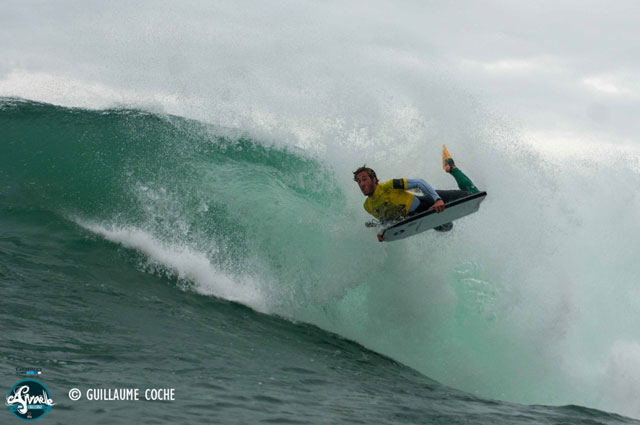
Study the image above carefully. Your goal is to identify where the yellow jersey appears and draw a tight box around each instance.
[363,178,415,220]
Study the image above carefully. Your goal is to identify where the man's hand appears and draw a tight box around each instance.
[429,199,445,213]
[377,234,384,242]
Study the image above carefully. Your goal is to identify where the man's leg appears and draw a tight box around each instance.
[450,168,479,194]
[443,144,480,194]
[435,189,472,203]
[438,145,480,231]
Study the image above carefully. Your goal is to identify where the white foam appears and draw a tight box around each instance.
[75,220,268,313]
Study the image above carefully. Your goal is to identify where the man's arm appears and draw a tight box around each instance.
[405,178,440,201]
[406,178,445,213]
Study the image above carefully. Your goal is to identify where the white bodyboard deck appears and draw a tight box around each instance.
[381,192,487,242]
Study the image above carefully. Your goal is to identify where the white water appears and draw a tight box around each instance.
[3,0,640,418]
[76,221,268,312]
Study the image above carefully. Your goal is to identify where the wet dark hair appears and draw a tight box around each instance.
[353,165,377,182]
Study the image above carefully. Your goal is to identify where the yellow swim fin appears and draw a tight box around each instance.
[442,144,453,170]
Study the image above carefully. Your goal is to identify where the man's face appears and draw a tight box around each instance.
[355,171,377,196]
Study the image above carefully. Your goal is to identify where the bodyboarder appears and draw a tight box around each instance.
[353,145,480,242]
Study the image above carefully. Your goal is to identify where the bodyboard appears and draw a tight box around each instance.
[381,191,487,242]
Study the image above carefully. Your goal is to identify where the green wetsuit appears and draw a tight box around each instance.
[450,168,479,194]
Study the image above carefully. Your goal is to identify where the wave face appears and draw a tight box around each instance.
[2,98,640,421]
[1,98,346,312]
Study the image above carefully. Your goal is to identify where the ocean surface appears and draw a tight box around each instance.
[2,98,640,424]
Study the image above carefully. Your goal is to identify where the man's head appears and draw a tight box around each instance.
[353,165,377,196]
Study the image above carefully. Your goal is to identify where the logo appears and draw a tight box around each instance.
[6,380,54,421]
[15,368,42,377]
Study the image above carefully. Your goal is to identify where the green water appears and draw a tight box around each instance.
[1,98,639,424]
